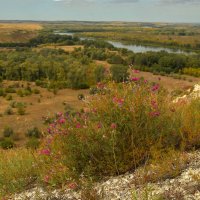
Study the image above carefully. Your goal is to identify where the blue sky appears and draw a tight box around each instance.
[0,0,200,23]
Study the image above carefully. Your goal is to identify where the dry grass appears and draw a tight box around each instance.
[37,44,84,52]
[0,23,42,31]
[131,71,200,92]
[0,81,89,145]
[95,60,111,70]
[0,23,42,43]
[95,60,200,92]
[132,151,190,187]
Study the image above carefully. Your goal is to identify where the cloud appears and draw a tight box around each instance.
[109,0,139,3]
[53,0,139,3]
[158,0,200,4]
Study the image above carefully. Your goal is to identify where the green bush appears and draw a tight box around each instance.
[6,95,13,101]
[42,81,197,182]
[78,93,85,100]
[3,127,14,138]
[110,65,129,83]
[33,88,40,94]
[26,137,40,149]
[95,66,105,82]
[26,127,41,138]
[0,138,14,149]
[0,89,6,97]
[5,87,16,93]
[4,107,14,115]
[17,89,32,97]
[10,101,17,108]
[107,55,125,64]
[17,106,26,115]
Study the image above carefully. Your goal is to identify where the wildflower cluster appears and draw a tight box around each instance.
[37,76,200,187]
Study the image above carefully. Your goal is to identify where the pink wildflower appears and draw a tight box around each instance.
[56,112,63,117]
[149,111,160,117]
[68,182,78,190]
[111,123,117,129]
[133,69,140,73]
[113,97,124,107]
[76,123,81,128]
[97,122,102,129]
[152,84,159,92]
[47,128,51,134]
[130,77,140,82]
[44,175,50,183]
[40,149,51,155]
[59,118,66,124]
[97,82,105,89]
[151,100,158,109]
[144,80,148,84]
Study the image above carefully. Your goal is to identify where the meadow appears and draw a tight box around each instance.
[0,22,42,43]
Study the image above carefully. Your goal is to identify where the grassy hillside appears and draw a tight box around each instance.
[0,79,199,198]
[0,23,42,43]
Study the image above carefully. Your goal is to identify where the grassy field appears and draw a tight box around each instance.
[36,44,84,52]
[0,81,88,145]
[0,22,42,43]
[130,71,200,92]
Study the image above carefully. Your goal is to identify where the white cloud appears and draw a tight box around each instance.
[158,0,200,4]
[53,0,139,3]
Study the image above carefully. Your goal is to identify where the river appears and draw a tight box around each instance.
[54,31,194,55]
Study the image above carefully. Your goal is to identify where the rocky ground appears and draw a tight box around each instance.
[12,151,200,200]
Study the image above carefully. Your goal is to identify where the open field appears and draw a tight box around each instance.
[37,44,84,52]
[0,22,42,43]
[131,70,200,92]
[0,23,42,31]
[0,81,88,145]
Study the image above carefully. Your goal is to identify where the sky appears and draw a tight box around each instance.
[0,0,200,23]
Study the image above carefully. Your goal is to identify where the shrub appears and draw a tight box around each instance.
[95,66,105,82]
[39,80,199,184]
[107,55,125,64]
[89,87,99,95]
[10,101,17,108]
[26,127,41,138]
[6,94,13,101]
[5,87,16,93]
[0,138,14,149]
[4,107,14,115]
[33,88,40,94]
[53,88,58,95]
[78,93,85,100]
[17,106,26,115]
[17,89,32,97]
[26,137,40,149]
[110,65,129,82]
[0,88,5,97]
[3,127,14,138]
